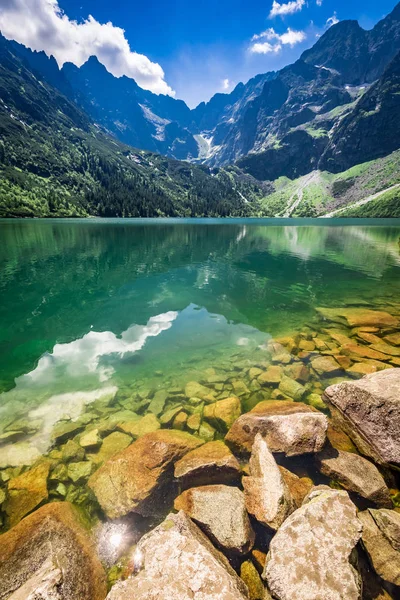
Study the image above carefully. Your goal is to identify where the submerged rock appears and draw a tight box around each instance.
[243,434,293,530]
[225,401,327,456]
[324,369,400,467]
[174,440,241,487]
[174,484,255,555]
[79,428,101,449]
[0,443,42,469]
[278,376,306,401]
[148,390,168,416]
[88,431,132,465]
[264,486,362,600]
[62,440,85,462]
[317,307,398,328]
[106,511,249,600]
[185,381,216,401]
[0,502,107,600]
[359,509,400,587]
[203,397,241,431]
[67,461,92,483]
[240,560,266,600]
[5,462,50,527]
[88,429,203,518]
[315,445,392,507]
[51,421,84,444]
[118,413,160,437]
[384,332,400,346]
[258,366,282,387]
[311,355,342,377]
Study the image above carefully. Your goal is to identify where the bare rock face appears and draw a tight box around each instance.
[264,486,362,600]
[0,502,107,600]
[106,511,250,600]
[174,440,241,487]
[359,509,400,586]
[324,369,400,467]
[243,434,293,530]
[315,445,392,507]
[174,484,255,555]
[225,401,327,456]
[88,429,204,519]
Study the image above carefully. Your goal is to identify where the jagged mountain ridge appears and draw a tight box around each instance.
[301,2,400,84]
[1,1,400,182]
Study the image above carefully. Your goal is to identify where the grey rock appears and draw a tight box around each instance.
[359,509,400,586]
[175,485,255,555]
[324,369,400,467]
[315,445,392,507]
[106,511,249,600]
[243,434,294,530]
[226,402,327,456]
[264,486,362,600]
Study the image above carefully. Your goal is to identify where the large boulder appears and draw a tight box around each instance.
[315,445,392,507]
[5,462,50,527]
[174,440,241,487]
[225,401,327,456]
[88,429,203,518]
[0,502,107,600]
[264,487,362,600]
[174,484,254,555]
[324,369,400,467]
[106,511,249,600]
[243,434,293,530]
[358,509,400,586]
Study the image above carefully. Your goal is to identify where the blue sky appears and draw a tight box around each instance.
[0,0,398,106]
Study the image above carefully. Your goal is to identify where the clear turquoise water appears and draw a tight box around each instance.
[0,218,400,460]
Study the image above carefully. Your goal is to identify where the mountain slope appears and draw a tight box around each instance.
[61,56,198,160]
[0,34,264,218]
[320,50,400,172]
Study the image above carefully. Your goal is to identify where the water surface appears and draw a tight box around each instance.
[0,218,400,464]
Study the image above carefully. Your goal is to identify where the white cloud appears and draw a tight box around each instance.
[316,0,323,6]
[0,0,175,95]
[269,0,306,18]
[326,12,339,27]
[250,27,306,54]
[221,78,230,90]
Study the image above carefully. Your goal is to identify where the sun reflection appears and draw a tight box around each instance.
[97,522,131,566]
[131,547,144,574]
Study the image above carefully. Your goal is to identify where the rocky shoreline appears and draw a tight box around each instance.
[1,306,400,598]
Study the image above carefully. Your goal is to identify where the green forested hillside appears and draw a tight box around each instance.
[0,35,264,218]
